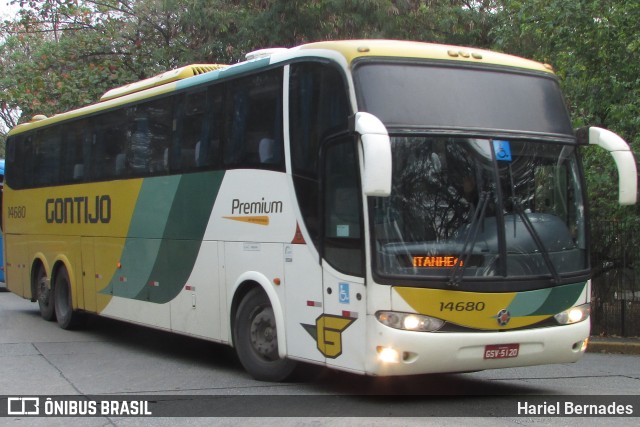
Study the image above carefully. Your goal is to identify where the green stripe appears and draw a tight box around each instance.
[507,288,552,316]
[137,171,224,303]
[508,282,586,316]
[101,171,224,303]
[128,176,182,238]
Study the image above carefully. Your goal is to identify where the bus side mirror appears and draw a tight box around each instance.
[577,126,638,205]
[353,112,392,197]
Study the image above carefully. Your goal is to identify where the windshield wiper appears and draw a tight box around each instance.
[511,199,561,284]
[449,190,489,287]
[504,159,561,284]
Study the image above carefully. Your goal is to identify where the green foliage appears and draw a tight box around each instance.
[493,0,640,280]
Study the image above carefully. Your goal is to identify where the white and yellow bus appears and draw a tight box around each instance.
[3,40,637,381]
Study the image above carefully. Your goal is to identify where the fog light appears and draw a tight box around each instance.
[377,346,400,363]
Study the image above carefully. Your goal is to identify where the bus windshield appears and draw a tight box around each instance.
[371,136,587,284]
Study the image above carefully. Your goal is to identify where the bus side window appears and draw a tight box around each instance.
[5,134,30,189]
[32,129,62,187]
[93,110,128,179]
[129,115,152,174]
[178,89,211,171]
[128,98,172,176]
[200,86,223,169]
[81,124,94,181]
[60,120,88,183]
[224,69,284,170]
[289,61,351,247]
[172,87,223,172]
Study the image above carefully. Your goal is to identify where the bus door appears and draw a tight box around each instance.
[320,135,367,372]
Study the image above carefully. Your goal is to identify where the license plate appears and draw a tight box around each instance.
[484,343,519,359]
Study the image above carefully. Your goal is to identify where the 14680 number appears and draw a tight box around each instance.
[439,301,486,312]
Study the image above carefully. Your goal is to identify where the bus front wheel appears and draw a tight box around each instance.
[233,288,296,382]
[35,265,55,321]
[53,268,82,330]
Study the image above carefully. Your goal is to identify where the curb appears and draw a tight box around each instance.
[587,338,640,355]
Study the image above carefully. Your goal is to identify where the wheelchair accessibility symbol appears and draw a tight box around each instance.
[339,282,350,304]
[493,140,512,162]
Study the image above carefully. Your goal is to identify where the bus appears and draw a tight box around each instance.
[3,40,637,381]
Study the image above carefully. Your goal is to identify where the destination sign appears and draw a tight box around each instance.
[412,256,463,268]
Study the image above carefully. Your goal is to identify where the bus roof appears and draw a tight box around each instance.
[294,40,553,73]
[7,40,554,136]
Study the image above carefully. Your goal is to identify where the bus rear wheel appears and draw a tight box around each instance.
[53,267,82,330]
[233,288,296,382]
[35,265,55,321]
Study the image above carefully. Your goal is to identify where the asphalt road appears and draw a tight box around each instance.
[0,290,638,426]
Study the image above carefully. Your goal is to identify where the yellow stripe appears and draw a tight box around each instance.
[394,287,543,330]
[223,216,269,226]
[3,180,143,312]
[4,180,142,236]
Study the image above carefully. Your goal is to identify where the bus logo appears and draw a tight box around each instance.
[7,397,40,415]
[496,309,511,326]
[224,197,283,225]
[301,314,356,358]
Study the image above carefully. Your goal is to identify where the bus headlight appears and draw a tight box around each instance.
[376,311,445,332]
[554,303,590,325]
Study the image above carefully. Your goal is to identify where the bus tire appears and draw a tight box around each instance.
[233,287,296,382]
[35,265,55,321]
[53,267,82,330]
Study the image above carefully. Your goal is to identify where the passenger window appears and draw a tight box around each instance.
[127,98,172,176]
[224,69,284,170]
[60,120,89,183]
[176,88,223,171]
[32,129,62,187]
[92,110,128,180]
[289,62,350,246]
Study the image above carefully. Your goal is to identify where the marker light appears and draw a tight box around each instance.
[581,338,589,352]
[554,303,590,325]
[376,311,445,332]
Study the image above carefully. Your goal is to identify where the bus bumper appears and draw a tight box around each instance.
[364,314,589,376]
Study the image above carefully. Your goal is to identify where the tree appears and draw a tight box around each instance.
[0,2,140,131]
[492,1,640,220]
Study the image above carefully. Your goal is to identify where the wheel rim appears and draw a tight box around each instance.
[249,306,278,361]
